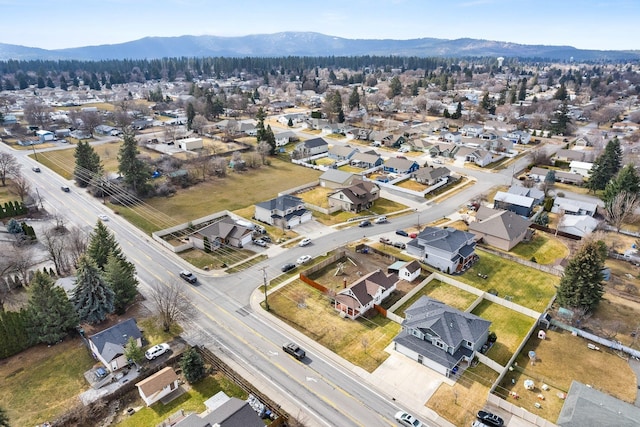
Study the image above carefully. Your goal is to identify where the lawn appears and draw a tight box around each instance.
[338,165,365,173]
[0,338,95,427]
[138,316,183,346]
[509,233,569,265]
[395,179,427,192]
[471,300,536,366]
[115,157,323,234]
[498,328,637,423]
[178,246,257,270]
[314,197,407,226]
[268,280,401,372]
[298,186,332,208]
[463,249,559,311]
[427,362,499,427]
[394,279,477,317]
[0,181,16,204]
[117,373,246,427]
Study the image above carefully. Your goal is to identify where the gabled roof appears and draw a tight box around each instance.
[403,296,491,347]
[328,144,358,157]
[256,194,303,211]
[89,318,142,362]
[384,157,418,171]
[413,226,476,254]
[494,191,535,208]
[197,217,251,240]
[136,366,178,398]
[351,152,381,164]
[175,396,263,427]
[302,137,328,149]
[330,181,379,205]
[319,169,355,184]
[401,260,422,274]
[413,165,450,181]
[469,207,531,240]
[335,269,397,310]
[507,184,544,201]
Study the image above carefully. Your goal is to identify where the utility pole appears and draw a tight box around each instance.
[259,266,269,311]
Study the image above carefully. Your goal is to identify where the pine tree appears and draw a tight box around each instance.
[72,255,115,324]
[74,141,103,187]
[118,131,151,195]
[556,240,606,313]
[104,253,138,315]
[86,220,128,270]
[180,347,206,383]
[348,87,360,110]
[27,271,78,344]
[602,163,640,207]
[124,336,144,366]
[587,138,622,192]
[186,103,195,130]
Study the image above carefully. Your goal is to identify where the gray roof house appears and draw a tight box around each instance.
[557,381,640,427]
[529,167,584,185]
[193,217,253,250]
[469,207,532,251]
[383,157,420,174]
[406,227,477,274]
[295,137,329,156]
[493,191,535,217]
[507,184,545,206]
[552,196,598,217]
[394,296,491,377]
[328,180,380,213]
[254,195,312,229]
[327,144,359,160]
[334,269,398,320]
[412,166,450,186]
[174,392,263,427]
[319,169,358,189]
[88,318,142,372]
[350,152,383,169]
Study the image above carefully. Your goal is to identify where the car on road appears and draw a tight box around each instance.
[374,216,388,224]
[179,270,197,284]
[296,255,312,265]
[281,263,296,273]
[61,185,70,192]
[476,410,504,427]
[282,342,305,360]
[394,411,423,427]
[253,238,267,247]
[145,343,170,360]
[299,237,312,247]
[98,214,109,221]
[359,220,372,227]
[395,229,409,237]
[393,242,406,249]
[32,166,41,172]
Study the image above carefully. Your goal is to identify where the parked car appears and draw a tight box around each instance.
[281,263,296,273]
[296,255,311,265]
[395,229,409,237]
[145,343,170,360]
[179,270,197,284]
[409,232,418,238]
[95,367,108,379]
[379,237,392,245]
[261,235,272,243]
[393,242,406,249]
[282,342,305,360]
[374,216,388,224]
[472,421,490,427]
[32,166,41,172]
[359,220,372,227]
[253,239,267,247]
[61,185,70,192]
[476,411,504,427]
[394,411,423,427]
[299,237,312,247]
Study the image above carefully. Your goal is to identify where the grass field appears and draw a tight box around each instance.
[394,279,477,317]
[268,280,401,372]
[499,328,637,423]
[427,362,499,427]
[471,300,536,366]
[463,249,559,311]
[298,186,332,208]
[509,233,569,265]
[395,179,427,191]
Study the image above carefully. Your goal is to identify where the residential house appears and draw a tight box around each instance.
[507,184,545,206]
[552,196,598,216]
[406,227,477,273]
[334,269,398,320]
[295,137,329,157]
[274,131,296,147]
[460,124,483,138]
[569,161,593,178]
[412,166,450,186]
[174,392,264,427]
[383,157,420,174]
[394,296,491,377]
[356,128,372,141]
[255,195,312,228]
[408,139,433,152]
[555,149,586,162]
[479,130,500,141]
[277,112,306,125]
[319,169,358,189]
[453,146,494,167]
[35,130,55,143]
[529,167,584,186]
[350,151,383,169]
[493,191,535,217]
[178,137,203,151]
[135,367,180,406]
[193,217,253,250]
[442,131,462,144]
[469,207,532,251]
[427,142,456,158]
[95,125,118,136]
[398,260,422,282]
[558,215,600,237]
[328,144,358,161]
[574,136,593,147]
[328,180,380,213]
[2,114,17,125]
[557,381,640,427]
[369,130,394,146]
[505,130,531,144]
[88,318,142,372]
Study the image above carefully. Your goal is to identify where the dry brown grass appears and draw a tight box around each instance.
[498,328,637,423]
[394,279,477,317]
[297,186,332,208]
[395,179,427,191]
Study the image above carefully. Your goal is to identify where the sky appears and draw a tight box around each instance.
[1,0,638,51]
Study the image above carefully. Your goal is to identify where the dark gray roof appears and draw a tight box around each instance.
[557,381,640,427]
[256,194,303,211]
[303,137,328,149]
[394,329,472,370]
[175,397,263,427]
[413,226,476,254]
[469,207,531,240]
[384,157,417,170]
[319,169,355,184]
[89,318,141,362]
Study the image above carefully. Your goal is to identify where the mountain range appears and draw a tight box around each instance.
[0,32,638,62]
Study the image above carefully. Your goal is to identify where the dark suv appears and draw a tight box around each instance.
[179,270,197,284]
[283,342,305,360]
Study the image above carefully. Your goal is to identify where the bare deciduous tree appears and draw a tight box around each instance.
[80,110,102,136]
[66,226,89,267]
[23,100,51,129]
[604,191,639,232]
[0,152,21,186]
[257,141,271,165]
[42,228,71,275]
[150,281,194,332]
[7,244,36,288]
[8,173,30,201]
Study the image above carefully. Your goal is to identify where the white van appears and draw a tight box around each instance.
[374,216,388,224]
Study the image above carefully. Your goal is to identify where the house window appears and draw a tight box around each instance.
[435,340,444,349]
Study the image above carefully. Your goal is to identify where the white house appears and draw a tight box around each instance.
[569,161,594,178]
[178,137,203,151]
[135,367,180,406]
[398,260,422,282]
[254,195,312,229]
[406,227,477,274]
[552,196,598,216]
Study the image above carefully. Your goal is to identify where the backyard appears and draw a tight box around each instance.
[393,278,478,317]
[509,233,569,265]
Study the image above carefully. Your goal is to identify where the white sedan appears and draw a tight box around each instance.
[296,255,312,265]
[299,237,312,247]
[395,411,423,427]
[98,214,109,221]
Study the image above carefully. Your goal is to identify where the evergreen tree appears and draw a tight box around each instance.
[551,102,571,135]
[556,240,606,313]
[118,131,151,195]
[255,107,266,144]
[180,347,206,383]
[86,220,128,270]
[27,271,78,344]
[72,255,115,324]
[587,137,623,192]
[186,103,195,130]
[74,141,103,188]
[348,87,360,110]
[264,124,276,154]
[602,164,640,208]
[518,78,527,101]
[124,336,144,366]
[0,406,9,427]
[388,76,402,97]
[0,309,32,358]
[104,253,138,315]
[554,83,568,101]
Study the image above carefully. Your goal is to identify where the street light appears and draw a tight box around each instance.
[260,267,269,311]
